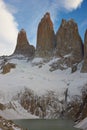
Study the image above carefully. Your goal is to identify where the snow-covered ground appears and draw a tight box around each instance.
[75,117,87,130]
[0,56,87,120]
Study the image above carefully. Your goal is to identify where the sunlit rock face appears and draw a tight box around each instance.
[81,30,87,72]
[36,12,56,57]
[14,29,35,57]
[56,19,83,65]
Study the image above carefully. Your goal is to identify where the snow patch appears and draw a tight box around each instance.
[64,53,72,58]
[32,57,43,64]
[48,57,60,65]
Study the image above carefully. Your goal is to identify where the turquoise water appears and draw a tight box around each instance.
[13,119,81,130]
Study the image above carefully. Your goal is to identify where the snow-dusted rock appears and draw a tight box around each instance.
[75,117,87,130]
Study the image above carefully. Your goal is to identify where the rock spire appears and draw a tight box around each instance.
[56,19,83,64]
[14,29,35,57]
[36,12,55,57]
[81,29,87,72]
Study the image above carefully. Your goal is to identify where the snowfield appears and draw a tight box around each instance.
[0,55,87,129]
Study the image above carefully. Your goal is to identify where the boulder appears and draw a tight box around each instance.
[2,63,16,74]
[71,64,77,73]
[0,103,5,110]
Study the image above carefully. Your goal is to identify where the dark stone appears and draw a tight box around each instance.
[71,64,77,73]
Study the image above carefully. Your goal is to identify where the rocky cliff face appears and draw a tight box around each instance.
[56,19,83,65]
[81,30,87,72]
[13,14,86,71]
[36,12,55,57]
[14,29,35,57]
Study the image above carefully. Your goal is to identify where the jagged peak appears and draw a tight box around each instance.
[18,28,26,34]
[36,12,55,57]
[13,28,35,57]
[39,12,54,31]
[68,18,76,23]
[44,12,50,18]
[61,18,77,27]
[41,12,52,22]
[61,19,66,24]
[84,29,87,39]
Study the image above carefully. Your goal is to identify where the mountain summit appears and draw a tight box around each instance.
[14,29,35,57]
[56,19,83,64]
[36,12,55,57]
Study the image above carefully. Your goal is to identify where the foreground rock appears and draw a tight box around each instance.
[14,29,35,57]
[56,19,83,65]
[75,117,87,130]
[1,63,16,74]
[81,30,87,72]
[36,12,55,57]
[0,116,24,130]
[0,103,5,110]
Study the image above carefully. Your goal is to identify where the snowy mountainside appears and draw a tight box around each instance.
[0,55,87,119]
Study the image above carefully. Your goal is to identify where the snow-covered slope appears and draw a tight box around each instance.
[0,101,38,119]
[75,117,87,130]
[0,116,23,130]
[0,55,87,119]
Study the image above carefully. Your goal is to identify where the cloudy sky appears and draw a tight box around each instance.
[0,0,87,55]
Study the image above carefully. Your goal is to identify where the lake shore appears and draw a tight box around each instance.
[75,117,87,130]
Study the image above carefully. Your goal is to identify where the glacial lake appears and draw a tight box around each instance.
[13,119,81,130]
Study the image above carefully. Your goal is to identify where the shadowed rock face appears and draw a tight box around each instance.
[36,12,56,57]
[14,29,35,57]
[56,19,83,64]
[81,30,87,72]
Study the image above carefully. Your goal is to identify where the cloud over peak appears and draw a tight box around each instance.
[62,0,84,11]
[24,0,84,46]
